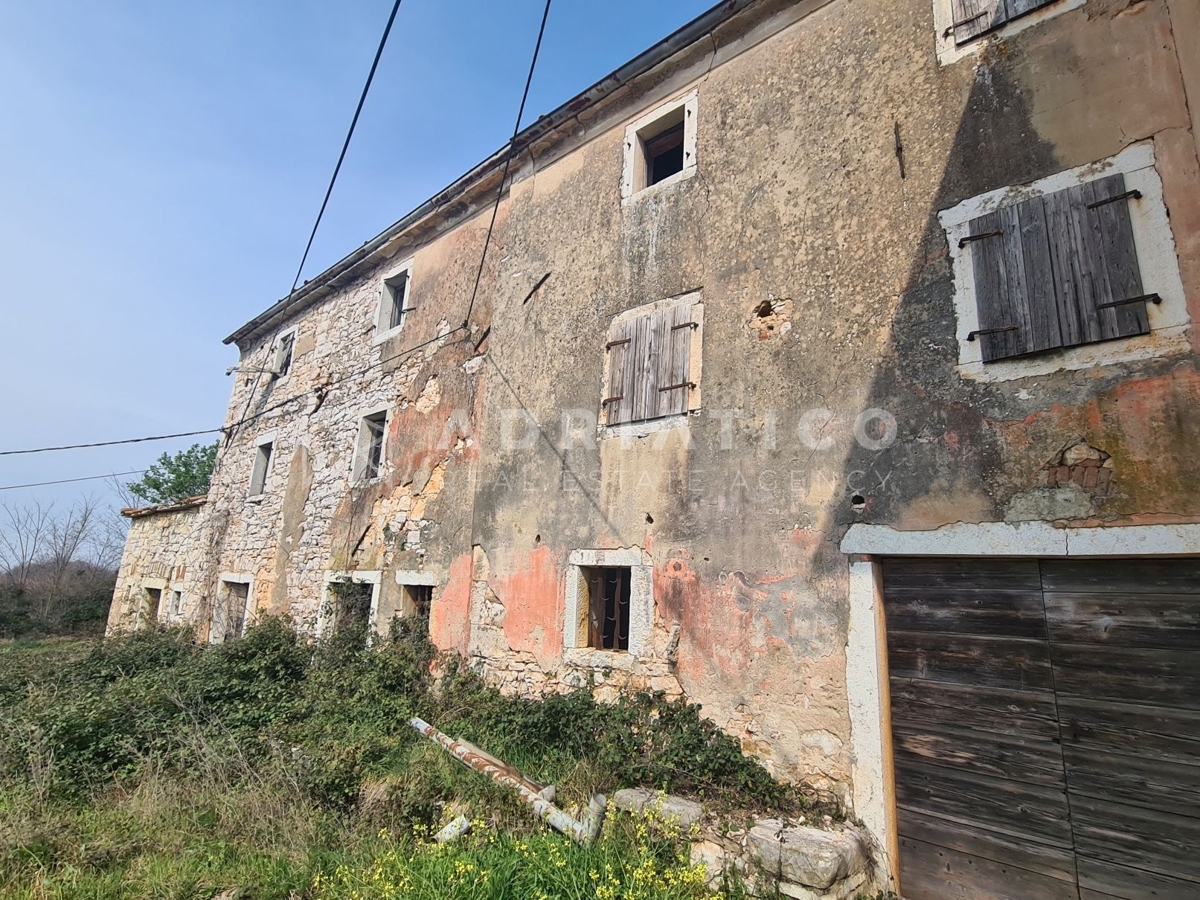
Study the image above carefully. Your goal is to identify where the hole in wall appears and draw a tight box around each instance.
[756,300,774,318]
[535,534,541,545]
[645,513,654,525]
[850,494,867,512]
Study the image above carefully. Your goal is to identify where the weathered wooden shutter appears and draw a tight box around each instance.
[1008,0,1058,21]
[604,318,635,426]
[950,0,1007,44]
[657,303,695,417]
[951,0,1058,45]
[967,173,1148,362]
[1044,172,1149,347]
[965,198,1061,362]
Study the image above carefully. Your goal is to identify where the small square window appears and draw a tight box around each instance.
[581,566,631,652]
[273,331,295,378]
[170,590,183,618]
[354,411,388,482]
[622,91,697,200]
[249,441,273,496]
[402,583,433,621]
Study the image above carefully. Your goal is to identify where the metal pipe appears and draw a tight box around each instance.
[409,717,604,844]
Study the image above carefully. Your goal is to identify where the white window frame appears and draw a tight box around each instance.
[352,406,390,484]
[247,433,276,499]
[271,326,298,380]
[621,90,698,201]
[932,0,1085,67]
[212,573,254,644]
[563,548,654,663]
[599,291,704,439]
[374,258,415,344]
[168,584,185,622]
[319,570,382,640]
[939,142,1189,383]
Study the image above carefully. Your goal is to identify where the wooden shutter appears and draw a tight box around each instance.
[968,173,1148,362]
[1045,173,1149,347]
[604,318,634,426]
[657,303,695,417]
[1008,0,1058,20]
[950,0,1007,45]
[966,199,1061,362]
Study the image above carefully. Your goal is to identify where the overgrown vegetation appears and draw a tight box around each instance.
[0,620,824,899]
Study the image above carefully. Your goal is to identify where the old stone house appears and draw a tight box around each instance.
[110,0,1200,896]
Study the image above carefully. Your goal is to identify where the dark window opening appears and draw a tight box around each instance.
[331,581,373,635]
[584,566,631,652]
[274,333,295,377]
[645,121,685,187]
[362,413,386,481]
[385,271,409,331]
[403,583,433,621]
[144,587,162,628]
[250,442,273,495]
[224,582,249,641]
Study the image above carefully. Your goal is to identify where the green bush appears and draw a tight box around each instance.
[0,622,826,898]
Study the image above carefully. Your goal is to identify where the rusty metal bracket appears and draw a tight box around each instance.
[959,231,1003,249]
[671,321,699,331]
[1087,189,1142,210]
[945,11,986,36]
[658,381,696,393]
[605,338,631,350]
[1097,293,1162,310]
[602,395,624,405]
[967,325,1018,342]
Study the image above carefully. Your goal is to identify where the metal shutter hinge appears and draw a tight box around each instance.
[967,325,1018,342]
[959,230,1003,249]
[1096,293,1162,310]
[1087,189,1142,210]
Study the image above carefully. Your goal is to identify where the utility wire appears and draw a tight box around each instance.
[0,0,552,466]
[0,430,222,458]
[0,470,147,492]
[462,0,552,330]
[227,0,405,445]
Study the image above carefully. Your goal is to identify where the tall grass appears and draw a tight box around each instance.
[0,621,824,899]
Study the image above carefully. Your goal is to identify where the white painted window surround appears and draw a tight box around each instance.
[931,0,1086,67]
[374,258,415,345]
[352,405,390,484]
[212,573,254,644]
[272,326,298,379]
[621,90,699,201]
[940,142,1189,383]
[563,548,654,662]
[841,520,1200,889]
[247,432,276,500]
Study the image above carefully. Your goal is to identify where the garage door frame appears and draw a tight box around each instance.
[840,521,1200,897]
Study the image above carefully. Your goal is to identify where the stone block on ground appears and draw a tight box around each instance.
[611,787,703,830]
[747,819,867,890]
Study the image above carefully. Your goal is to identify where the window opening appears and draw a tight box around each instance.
[583,566,631,651]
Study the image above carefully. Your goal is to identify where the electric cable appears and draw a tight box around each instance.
[0,470,147,492]
[462,0,552,331]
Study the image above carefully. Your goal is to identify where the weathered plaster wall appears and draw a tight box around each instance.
[468,0,1200,800]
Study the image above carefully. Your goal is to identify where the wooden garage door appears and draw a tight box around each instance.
[883,558,1200,900]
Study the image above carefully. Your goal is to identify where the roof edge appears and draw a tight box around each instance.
[224,0,760,348]
[122,495,209,519]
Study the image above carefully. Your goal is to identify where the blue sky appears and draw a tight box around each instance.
[0,0,714,509]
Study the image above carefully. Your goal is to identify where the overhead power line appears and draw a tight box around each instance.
[463,0,552,330]
[0,429,222,458]
[228,0,406,444]
[0,470,147,492]
[0,0,555,469]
